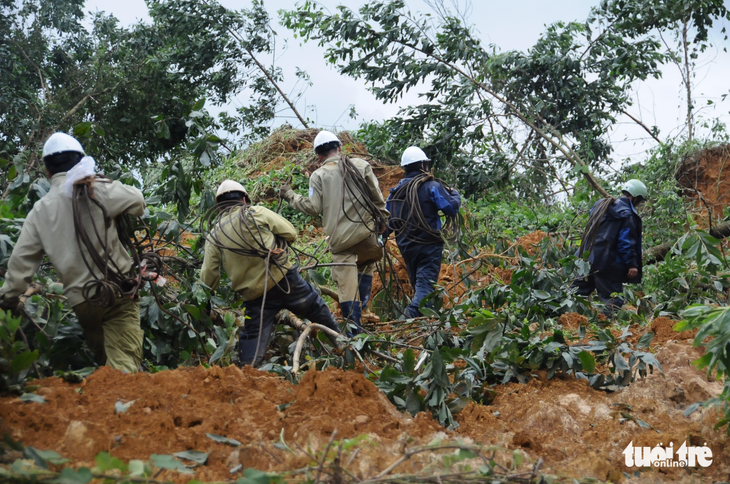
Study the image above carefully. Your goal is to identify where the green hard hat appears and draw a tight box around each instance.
[622,179,647,199]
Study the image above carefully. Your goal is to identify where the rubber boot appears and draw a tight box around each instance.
[358,274,373,311]
[340,300,362,337]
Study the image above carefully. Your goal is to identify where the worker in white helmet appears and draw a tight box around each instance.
[384,146,461,318]
[573,179,647,317]
[279,130,389,335]
[201,180,342,366]
[0,132,146,372]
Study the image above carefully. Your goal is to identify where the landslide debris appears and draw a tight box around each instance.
[2,326,728,483]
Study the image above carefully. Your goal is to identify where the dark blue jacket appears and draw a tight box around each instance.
[384,171,461,253]
[588,197,643,283]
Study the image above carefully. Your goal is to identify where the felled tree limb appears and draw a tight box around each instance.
[317,285,339,302]
[643,220,730,264]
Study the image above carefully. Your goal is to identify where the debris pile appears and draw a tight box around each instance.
[2,324,729,482]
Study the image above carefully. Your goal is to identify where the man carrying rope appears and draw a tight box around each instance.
[201,180,342,366]
[280,131,389,335]
[0,133,145,373]
[384,147,461,319]
[572,179,647,318]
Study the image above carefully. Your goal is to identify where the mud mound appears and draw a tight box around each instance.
[282,368,439,442]
[2,338,728,482]
[457,341,729,482]
[677,144,730,221]
[0,366,439,482]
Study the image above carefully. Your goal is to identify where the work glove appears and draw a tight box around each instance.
[279,183,293,199]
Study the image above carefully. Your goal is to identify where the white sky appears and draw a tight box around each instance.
[84,0,730,165]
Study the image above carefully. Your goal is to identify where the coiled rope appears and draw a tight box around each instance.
[339,155,386,235]
[387,172,458,244]
[72,176,161,307]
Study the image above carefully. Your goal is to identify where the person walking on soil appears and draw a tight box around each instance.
[279,130,389,335]
[201,180,343,366]
[0,133,146,373]
[572,179,646,317]
[384,147,461,319]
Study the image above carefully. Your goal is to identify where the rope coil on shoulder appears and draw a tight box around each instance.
[339,155,385,236]
[387,172,458,244]
[72,175,161,307]
[201,202,293,295]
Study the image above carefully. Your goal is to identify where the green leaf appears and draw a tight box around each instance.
[73,122,92,138]
[683,402,702,417]
[613,352,630,372]
[576,351,596,373]
[173,450,208,465]
[402,349,415,376]
[184,305,202,321]
[23,447,51,469]
[95,452,128,472]
[12,350,39,374]
[150,454,194,474]
[57,467,93,484]
[128,459,148,477]
[636,331,655,349]
[206,433,241,446]
[236,468,273,484]
[20,393,45,404]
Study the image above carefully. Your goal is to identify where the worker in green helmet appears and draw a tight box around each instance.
[573,179,647,317]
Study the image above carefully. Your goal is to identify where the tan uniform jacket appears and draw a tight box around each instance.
[0,173,145,308]
[200,205,296,301]
[285,155,389,253]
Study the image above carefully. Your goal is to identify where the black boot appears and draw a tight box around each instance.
[358,274,373,311]
[339,300,362,337]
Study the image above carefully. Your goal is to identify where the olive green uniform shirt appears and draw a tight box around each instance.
[200,205,297,301]
[0,173,145,308]
[284,155,389,253]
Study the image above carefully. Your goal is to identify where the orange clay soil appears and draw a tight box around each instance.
[676,144,730,224]
[2,328,729,483]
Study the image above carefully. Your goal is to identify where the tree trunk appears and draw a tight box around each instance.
[643,220,730,264]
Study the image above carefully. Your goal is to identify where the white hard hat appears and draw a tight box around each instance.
[400,146,430,166]
[42,132,85,158]
[313,130,341,150]
[216,180,248,199]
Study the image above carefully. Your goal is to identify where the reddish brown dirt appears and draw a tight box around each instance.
[677,144,730,224]
[558,312,588,331]
[0,366,440,483]
[457,341,729,483]
[3,338,727,483]
[517,230,548,255]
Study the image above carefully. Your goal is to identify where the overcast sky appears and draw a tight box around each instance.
[84,0,730,165]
